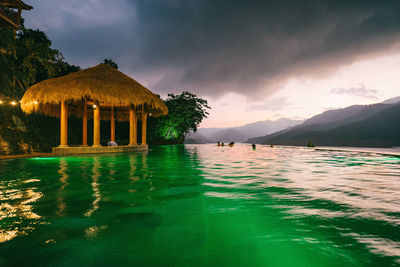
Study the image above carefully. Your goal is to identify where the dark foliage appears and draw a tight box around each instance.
[148,91,210,144]
[102,59,118,69]
[0,25,80,153]
[1,26,80,99]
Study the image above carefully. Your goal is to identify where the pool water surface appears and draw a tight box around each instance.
[0,144,399,266]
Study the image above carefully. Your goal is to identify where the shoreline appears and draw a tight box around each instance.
[315,146,400,157]
[0,152,52,160]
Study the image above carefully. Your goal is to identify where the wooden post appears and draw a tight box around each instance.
[142,108,147,145]
[82,98,88,146]
[110,106,115,142]
[59,100,68,147]
[16,7,22,28]
[93,102,101,147]
[129,105,137,145]
[133,109,137,145]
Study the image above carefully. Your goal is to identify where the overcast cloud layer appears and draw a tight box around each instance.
[24,0,400,100]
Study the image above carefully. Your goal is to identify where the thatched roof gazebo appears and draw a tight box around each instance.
[20,64,168,153]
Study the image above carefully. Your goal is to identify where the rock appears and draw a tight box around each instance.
[0,135,11,155]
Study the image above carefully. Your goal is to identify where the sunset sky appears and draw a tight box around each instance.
[24,0,400,128]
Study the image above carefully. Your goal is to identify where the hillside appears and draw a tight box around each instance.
[248,96,400,143]
[248,103,400,147]
[187,118,303,143]
[301,105,364,127]
[184,131,212,144]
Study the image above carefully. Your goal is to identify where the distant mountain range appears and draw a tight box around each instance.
[382,96,400,104]
[185,131,213,144]
[247,96,400,147]
[185,118,303,143]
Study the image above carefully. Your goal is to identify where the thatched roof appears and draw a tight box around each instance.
[20,64,168,121]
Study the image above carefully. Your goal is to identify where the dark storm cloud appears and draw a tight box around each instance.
[330,84,380,99]
[24,0,400,98]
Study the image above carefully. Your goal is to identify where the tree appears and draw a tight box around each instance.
[0,26,80,99]
[0,23,81,154]
[149,91,210,144]
[102,58,118,69]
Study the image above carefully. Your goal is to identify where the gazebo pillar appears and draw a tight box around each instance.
[142,110,148,145]
[93,102,101,147]
[110,106,115,142]
[129,105,137,146]
[82,98,88,146]
[59,100,68,147]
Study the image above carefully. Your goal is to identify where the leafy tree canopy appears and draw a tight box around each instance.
[102,58,118,69]
[149,91,210,144]
[0,26,80,99]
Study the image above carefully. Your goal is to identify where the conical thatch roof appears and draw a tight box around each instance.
[20,64,168,121]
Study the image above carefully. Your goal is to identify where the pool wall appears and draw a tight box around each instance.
[52,144,148,154]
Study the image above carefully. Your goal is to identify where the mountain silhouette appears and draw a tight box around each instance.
[186,118,303,143]
[248,99,400,147]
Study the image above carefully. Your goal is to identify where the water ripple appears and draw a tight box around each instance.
[0,144,399,265]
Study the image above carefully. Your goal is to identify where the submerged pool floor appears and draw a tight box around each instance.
[0,144,399,266]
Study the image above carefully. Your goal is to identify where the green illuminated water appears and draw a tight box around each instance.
[1,144,400,266]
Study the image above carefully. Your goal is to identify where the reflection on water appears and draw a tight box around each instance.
[0,164,43,242]
[84,156,101,217]
[56,158,68,216]
[0,145,399,266]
